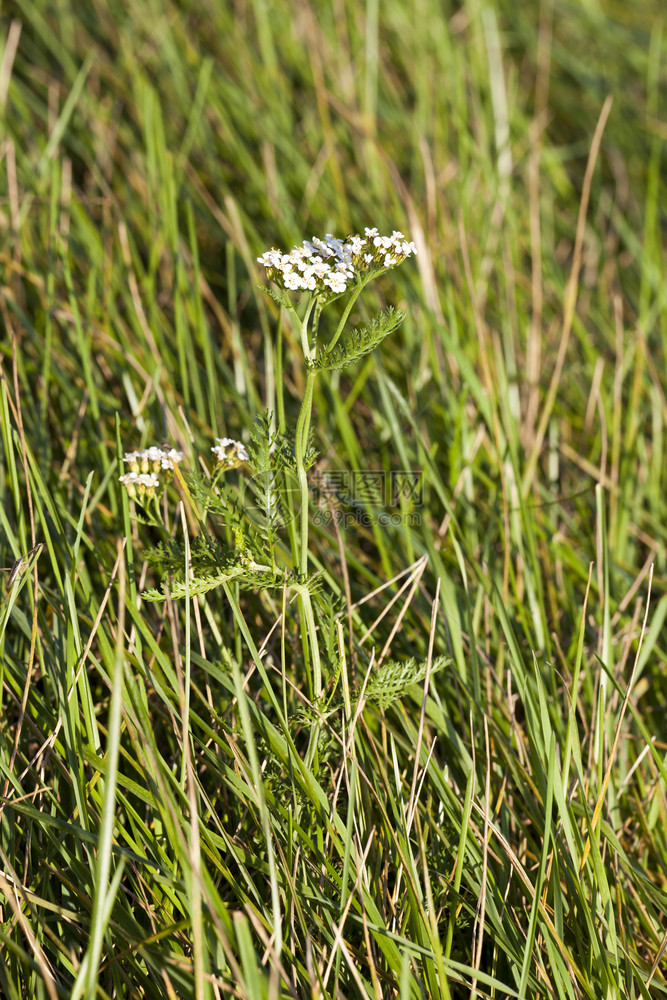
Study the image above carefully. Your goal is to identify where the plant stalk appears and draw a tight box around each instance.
[294,368,321,700]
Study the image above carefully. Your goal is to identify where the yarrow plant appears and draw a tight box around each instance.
[255,228,417,713]
[119,228,416,753]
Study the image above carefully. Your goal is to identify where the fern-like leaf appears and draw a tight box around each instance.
[364,655,450,710]
[142,564,316,602]
[258,284,293,310]
[142,569,245,602]
[307,307,405,372]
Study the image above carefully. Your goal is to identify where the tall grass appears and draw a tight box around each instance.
[0,0,665,997]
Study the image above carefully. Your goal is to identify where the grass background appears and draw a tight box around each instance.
[0,0,666,997]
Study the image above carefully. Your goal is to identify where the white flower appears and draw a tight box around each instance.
[119,471,160,501]
[323,272,348,294]
[161,448,184,469]
[211,437,249,471]
[119,445,183,501]
[309,262,330,278]
[257,249,281,267]
[123,446,183,474]
[256,227,416,297]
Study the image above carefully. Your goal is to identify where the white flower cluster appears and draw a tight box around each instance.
[122,447,184,474]
[119,446,183,501]
[257,228,417,296]
[211,437,249,471]
[118,471,160,500]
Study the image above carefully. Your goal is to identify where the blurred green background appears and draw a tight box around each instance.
[0,1,665,997]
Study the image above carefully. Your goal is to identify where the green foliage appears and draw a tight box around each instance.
[313,588,346,669]
[145,535,237,577]
[364,655,450,709]
[141,564,299,602]
[307,306,406,371]
[258,284,293,311]
[246,410,284,558]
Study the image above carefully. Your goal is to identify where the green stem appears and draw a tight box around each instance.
[310,299,323,350]
[295,371,315,574]
[275,309,285,433]
[292,286,369,726]
[296,297,316,357]
[294,368,321,699]
[326,280,366,355]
